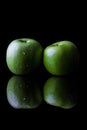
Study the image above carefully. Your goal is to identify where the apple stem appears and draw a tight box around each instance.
[19,40,27,43]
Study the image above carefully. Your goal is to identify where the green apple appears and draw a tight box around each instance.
[43,77,77,109]
[6,38,43,75]
[6,76,42,109]
[43,41,80,75]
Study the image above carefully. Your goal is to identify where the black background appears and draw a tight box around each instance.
[0,7,84,125]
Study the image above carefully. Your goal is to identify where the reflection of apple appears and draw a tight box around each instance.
[43,77,77,109]
[6,76,42,109]
[6,38,43,75]
[43,41,80,75]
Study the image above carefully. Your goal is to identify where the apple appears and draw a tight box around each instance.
[43,77,77,109]
[43,41,80,75]
[6,38,43,75]
[6,76,42,109]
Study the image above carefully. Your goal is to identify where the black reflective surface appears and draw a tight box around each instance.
[1,72,81,115]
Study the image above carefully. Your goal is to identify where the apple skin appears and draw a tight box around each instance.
[6,76,42,109]
[43,77,77,109]
[43,41,80,75]
[6,38,43,75]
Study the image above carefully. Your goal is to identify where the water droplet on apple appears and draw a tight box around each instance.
[23,97,26,101]
[22,52,26,55]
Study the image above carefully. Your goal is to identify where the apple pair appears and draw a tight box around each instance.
[6,38,80,75]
